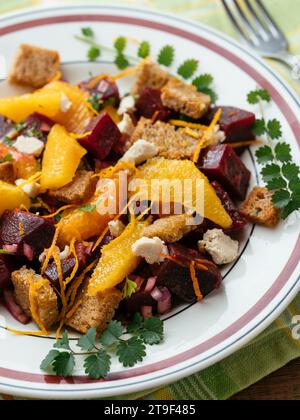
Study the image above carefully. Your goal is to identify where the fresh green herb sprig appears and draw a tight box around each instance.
[192,73,218,104]
[123,277,137,299]
[248,88,300,219]
[41,315,164,379]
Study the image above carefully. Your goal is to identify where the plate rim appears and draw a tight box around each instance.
[0,4,299,399]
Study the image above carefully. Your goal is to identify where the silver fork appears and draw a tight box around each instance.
[221,0,298,71]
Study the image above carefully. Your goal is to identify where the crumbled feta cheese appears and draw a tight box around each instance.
[117,113,135,136]
[118,95,135,115]
[132,236,169,265]
[121,139,158,165]
[198,229,239,265]
[15,178,40,198]
[108,220,126,238]
[13,135,44,156]
[60,93,72,113]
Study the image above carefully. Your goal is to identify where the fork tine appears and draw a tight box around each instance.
[244,0,272,40]
[232,0,261,44]
[255,0,287,41]
[221,0,256,46]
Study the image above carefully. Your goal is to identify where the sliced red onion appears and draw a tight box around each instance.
[141,305,153,318]
[151,287,163,301]
[40,122,52,132]
[23,243,34,261]
[157,287,172,315]
[3,289,30,325]
[144,276,157,293]
[3,244,18,253]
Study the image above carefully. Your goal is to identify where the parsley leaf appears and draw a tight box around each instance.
[247,89,271,104]
[177,59,198,80]
[272,189,291,209]
[252,119,266,136]
[123,278,137,299]
[88,46,101,62]
[282,163,300,181]
[82,27,94,38]
[54,331,71,351]
[52,352,75,377]
[267,119,282,140]
[140,317,164,345]
[138,41,150,59]
[84,350,111,379]
[157,45,175,67]
[261,164,281,182]
[192,74,217,103]
[267,177,287,190]
[40,350,60,372]
[255,146,274,164]
[115,53,130,70]
[77,328,97,352]
[127,313,143,334]
[117,337,146,367]
[114,36,127,54]
[79,203,97,213]
[87,94,102,112]
[275,143,292,163]
[100,320,123,346]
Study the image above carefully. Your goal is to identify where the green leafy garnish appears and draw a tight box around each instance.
[40,350,60,372]
[0,249,16,255]
[88,46,101,62]
[247,89,271,104]
[52,352,75,377]
[2,136,13,146]
[84,350,111,379]
[192,74,218,103]
[79,203,97,213]
[81,27,94,38]
[0,154,13,163]
[100,321,123,347]
[140,317,164,345]
[123,277,137,299]
[115,53,130,70]
[77,328,97,352]
[138,41,151,59]
[116,337,146,367]
[177,59,198,80]
[157,45,175,67]
[53,331,71,351]
[267,119,282,140]
[114,36,127,54]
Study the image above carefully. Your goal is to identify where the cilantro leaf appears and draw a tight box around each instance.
[40,350,60,372]
[117,337,146,367]
[54,331,71,351]
[267,177,287,190]
[100,320,123,346]
[267,119,282,140]
[0,154,13,163]
[87,93,102,112]
[82,27,94,38]
[272,189,291,209]
[255,146,274,164]
[52,352,75,377]
[140,317,164,345]
[274,142,292,163]
[282,163,300,181]
[127,313,143,334]
[157,45,175,67]
[88,46,100,61]
[192,74,213,90]
[138,41,150,59]
[261,164,281,182]
[79,203,97,213]
[123,278,137,299]
[252,119,266,136]
[282,200,300,219]
[247,89,271,104]
[201,88,218,104]
[2,136,13,146]
[114,36,127,54]
[177,59,198,80]
[115,54,130,70]
[77,328,97,352]
[290,179,300,195]
[84,350,111,379]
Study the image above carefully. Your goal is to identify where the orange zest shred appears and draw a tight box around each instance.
[169,119,209,131]
[19,222,25,237]
[85,73,110,90]
[183,127,202,139]
[93,161,138,180]
[53,247,68,340]
[229,140,262,149]
[16,172,42,189]
[151,111,160,124]
[112,65,140,81]
[193,108,222,163]
[50,71,62,83]
[65,238,80,286]
[92,225,110,252]
[86,100,100,116]
[189,261,203,302]
[41,224,61,274]
[37,198,52,213]
[42,204,77,219]
[20,204,30,212]
[5,328,50,337]
[66,299,83,320]
[29,277,49,333]
[69,131,92,140]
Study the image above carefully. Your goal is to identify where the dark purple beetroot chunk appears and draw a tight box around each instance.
[0,115,15,139]
[204,107,256,142]
[80,77,120,105]
[21,113,54,143]
[79,112,121,160]
[0,255,14,292]
[0,210,55,258]
[44,257,76,289]
[135,88,172,122]
[211,181,247,230]
[153,244,222,303]
[122,291,157,317]
[199,144,251,200]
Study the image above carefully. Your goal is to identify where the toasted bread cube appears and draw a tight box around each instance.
[240,187,280,227]
[143,214,198,243]
[161,78,211,119]
[131,59,170,95]
[0,162,15,184]
[11,267,59,329]
[127,117,202,160]
[48,171,97,205]
[9,44,60,88]
[66,282,122,334]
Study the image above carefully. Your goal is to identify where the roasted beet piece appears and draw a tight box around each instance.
[2,289,30,324]
[135,88,172,122]
[212,181,248,230]
[199,144,251,200]
[122,291,157,317]
[153,244,222,303]
[79,112,122,160]
[44,257,76,289]
[204,107,256,142]
[0,255,14,292]
[80,77,120,105]
[0,115,14,139]
[0,210,55,258]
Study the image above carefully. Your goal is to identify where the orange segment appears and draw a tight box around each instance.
[40,124,87,190]
[138,158,232,229]
[88,220,149,296]
[0,181,31,215]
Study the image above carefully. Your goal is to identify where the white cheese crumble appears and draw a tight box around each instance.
[60,93,72,113]
[117,113,135,136]
[121,139,158,165]
[15,178,40,198]
[132,236,169,265]
[118,95,135,115]
[108,220,126,238]
[198,229,239,265]
[38,245,70,264]
[13,136,44,156]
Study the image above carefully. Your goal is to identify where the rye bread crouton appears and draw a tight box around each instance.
[9,44,60,88]
[131,60,170,95]
[48,171,97,204]
[143,214,198,243]
[161,78,211,119]
[66,281,122,334]
[240,187,280,227]
[126,117,202,160]
[11,267,59,329]
[0,162,15,184]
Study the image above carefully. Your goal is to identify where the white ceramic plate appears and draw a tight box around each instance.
[0,4,299,400]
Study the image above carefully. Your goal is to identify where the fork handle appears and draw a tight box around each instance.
[265,51,298,69]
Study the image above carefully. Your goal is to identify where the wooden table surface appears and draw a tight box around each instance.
[231,358,300,400]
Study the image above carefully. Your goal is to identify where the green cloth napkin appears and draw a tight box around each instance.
[0,0,300,401]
